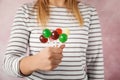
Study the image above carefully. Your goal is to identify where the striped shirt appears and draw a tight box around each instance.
[3,2,104,80]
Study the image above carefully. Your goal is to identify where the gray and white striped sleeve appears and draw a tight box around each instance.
[3,4,30,77]
[86,7,104,80]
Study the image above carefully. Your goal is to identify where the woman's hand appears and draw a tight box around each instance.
[32,45,65,71]
[19,45,65,76]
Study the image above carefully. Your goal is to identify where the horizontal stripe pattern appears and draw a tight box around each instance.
[3,2,104,80]
[86,7,104,80]
[3,3,30,78]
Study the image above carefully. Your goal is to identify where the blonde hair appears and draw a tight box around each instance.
[34,0,84,27]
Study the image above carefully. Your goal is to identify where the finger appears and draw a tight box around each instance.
[53,49,62,54]
[49,53,63,60]
[56,45,58,48]
[51,47,61,54]
[52,54,63,60]
[54,60,61,65]
[59,44,65,49]
[48,46,53,52]
[51,59,62,65]
[50,64,58,70]
[50,47,57,53]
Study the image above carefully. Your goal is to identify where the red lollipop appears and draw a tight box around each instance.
[51,30,59,40]
[39,35,48,43]
[56,28,62,35]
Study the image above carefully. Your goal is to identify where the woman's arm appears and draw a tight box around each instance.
[3,4,30,77]
[86,7,104,80]
[3,4,65,77]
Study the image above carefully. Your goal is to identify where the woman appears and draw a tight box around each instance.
[3,0,104,80]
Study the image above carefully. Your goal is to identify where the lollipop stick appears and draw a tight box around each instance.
[47,39,49,47]
[49,39,53,47]
[55,40,57,47]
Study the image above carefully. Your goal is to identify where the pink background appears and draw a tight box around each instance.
[0,0,120,80]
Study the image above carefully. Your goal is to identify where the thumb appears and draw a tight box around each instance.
[59,44,65,49]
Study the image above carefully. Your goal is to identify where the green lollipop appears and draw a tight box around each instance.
[42,28,51,38]
[59,33,68,43]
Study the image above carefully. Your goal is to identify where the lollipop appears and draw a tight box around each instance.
[59,33,68,43]
[40,28,69,45]
[42,28,51,38]
[39,35,48,43]
[51,30,59,40]
[56,28,62,34]
[63,28,70,35]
